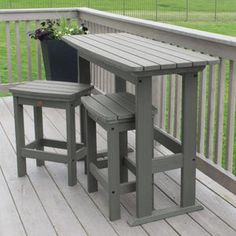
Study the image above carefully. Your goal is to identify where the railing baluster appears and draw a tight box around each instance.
[93,22,99,90]
[87,21,95,87]
[206,65,217,160]
[15,21,22,82]
[5,21,12,83]
[35,21,42,80]
[160,75,166,130]
[225,60,236,171]
[174,74,182,139]
[25,21,32,81]
[152,77,159,129]
[108,27,114,93]
[168,74,175,135]
[90,22,97,88]
[198,69,207,154]
[97,24,102,91]
[215,59,226,164]
[100,25,105,92]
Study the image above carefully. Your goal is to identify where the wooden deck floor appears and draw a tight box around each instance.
[1,96,236,236]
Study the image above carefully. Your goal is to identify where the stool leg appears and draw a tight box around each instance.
[34,107,44,166]
[13,97,26,177]
[119,131,128,183]
[86,112,98,193]
[80,104,87,174]
[108,127,120,221]
[66,103,77,186]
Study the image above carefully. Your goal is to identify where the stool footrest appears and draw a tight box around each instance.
[23,139,87,163]
[97,147,134,158]
[21,148,67,163]
[25,140,40,149]
[25,139,85,151]
[96,159,108,169]
[76,147,87,161]
[90,163,108,191]
[41,138,84,150]
[90,163,136,194]
[120,181,136,194]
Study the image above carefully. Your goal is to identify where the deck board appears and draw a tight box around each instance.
[0,98,57,236]
[0,166,26,236]
[0,96,236,236]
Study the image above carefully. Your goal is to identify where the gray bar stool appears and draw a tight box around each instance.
[81,92,157,221]
[10,80,93,186]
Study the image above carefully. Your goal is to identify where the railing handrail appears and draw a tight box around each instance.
[78,7,236,47]
[0,8,79,21]
[1,7,236,49]
[77,7,236,60]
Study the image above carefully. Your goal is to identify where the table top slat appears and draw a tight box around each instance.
[93,34,194,68]
[119,33,219,65]
[63,36,143,72]
[71,35,160,70]
[86,34,184,69]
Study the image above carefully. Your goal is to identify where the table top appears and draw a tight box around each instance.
[63,32,219,73]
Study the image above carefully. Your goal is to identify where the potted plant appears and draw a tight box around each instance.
[29,19,88,82]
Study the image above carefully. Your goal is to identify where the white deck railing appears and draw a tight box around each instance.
[0,7,235,194]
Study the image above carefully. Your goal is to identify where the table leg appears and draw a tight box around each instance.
[78,56,91,173]
[115,75,129,183]
[34,106,44,167]
[115,75,126,92]
[128,73,203,226]
[135,77,153,218]
[181,72,198,207]
[78,56,91,84]
[13,96,26,177]
[66,103,77,186]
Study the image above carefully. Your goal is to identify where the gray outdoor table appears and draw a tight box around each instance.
[62,32,219,226]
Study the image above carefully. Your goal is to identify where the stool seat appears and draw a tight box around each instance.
[10,80,93,186]
[10,80,93,101]
[81,92,157,124]
[82,92,157,221]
